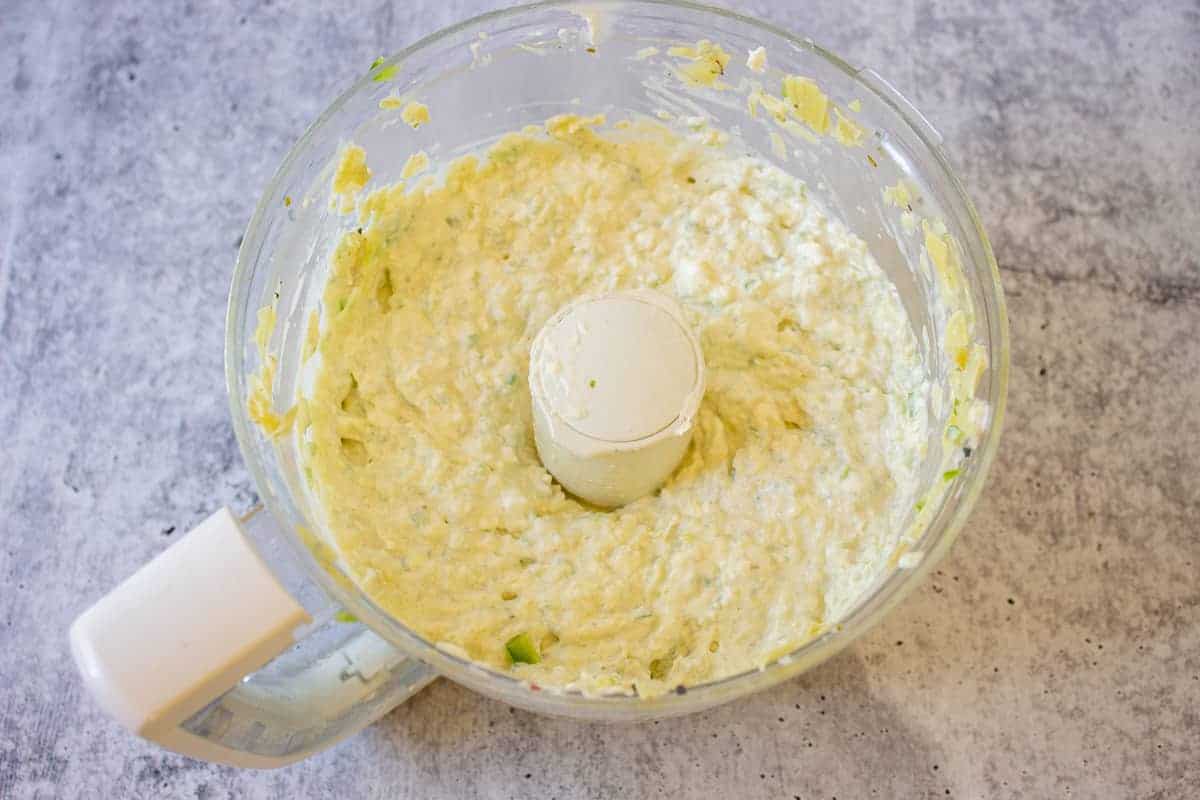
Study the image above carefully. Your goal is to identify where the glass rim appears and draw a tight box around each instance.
[225,0,1010,714]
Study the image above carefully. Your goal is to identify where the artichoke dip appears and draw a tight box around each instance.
[297,113,930,697]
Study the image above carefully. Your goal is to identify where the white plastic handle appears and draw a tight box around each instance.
[70,508,312,766]
[70,508,438,768]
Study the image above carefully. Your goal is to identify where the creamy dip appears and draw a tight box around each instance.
[299,114,930,696]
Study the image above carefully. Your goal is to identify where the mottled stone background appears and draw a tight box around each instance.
[2,1,1197,798]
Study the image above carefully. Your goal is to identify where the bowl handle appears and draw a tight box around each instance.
[68,507,437,768]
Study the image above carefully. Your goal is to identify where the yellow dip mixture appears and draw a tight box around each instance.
[301,114,930,696]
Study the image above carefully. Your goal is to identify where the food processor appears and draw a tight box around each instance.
[69,0,1008,767]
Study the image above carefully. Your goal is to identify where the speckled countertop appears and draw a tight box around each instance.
[2,1,1198,798]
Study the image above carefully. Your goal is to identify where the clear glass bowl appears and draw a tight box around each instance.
[227,0,1008,721]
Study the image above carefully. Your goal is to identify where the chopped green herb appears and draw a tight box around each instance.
[369,56,386,71]
[372,64,398,83]
[337,298,347,312]
[505,632,541,665]
[942,469,961,481]
[334,610,359,623]
[507,373,518,386]
[588,378,597,388]
[915,498,926,512]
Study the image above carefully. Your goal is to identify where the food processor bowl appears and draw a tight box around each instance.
[72,0,1007,767]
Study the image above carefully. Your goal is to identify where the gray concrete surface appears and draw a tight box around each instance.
[2,1,1198,797]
